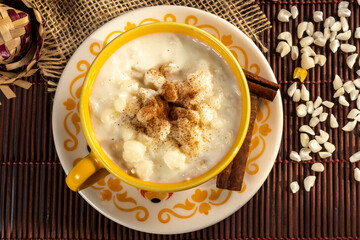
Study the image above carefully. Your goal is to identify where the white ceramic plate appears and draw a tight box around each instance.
[52,6,283,234]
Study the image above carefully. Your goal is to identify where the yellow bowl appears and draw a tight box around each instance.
[68,22,251,192]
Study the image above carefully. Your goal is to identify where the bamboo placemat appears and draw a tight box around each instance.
[1,0,360,239]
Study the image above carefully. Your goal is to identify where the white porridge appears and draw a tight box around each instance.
[89,33,242,182]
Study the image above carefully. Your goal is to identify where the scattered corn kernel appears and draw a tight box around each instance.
[293,67,308,82]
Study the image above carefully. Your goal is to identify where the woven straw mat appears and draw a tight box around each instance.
[30,0,271,81]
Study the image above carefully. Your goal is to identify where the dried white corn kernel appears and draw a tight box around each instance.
[304,176,316,191]
[322,101,334,108]
[290,181,300,193]
[330,40,340,53]
[291,46,299,60]
[290,151,301,162]
[346,54,358,69]
[278,9,292,22]
[354,168,360,182]
[299,125,315,135]
[300,46,316,57]
[307,101,314,114]
[287,82,297,97]
[342,120,357,131]
[340,44,356,53]
[297,22,308,39]
[300,85,310,101]
[276,41,291,57]
[315,130,329,144]
[300,36,314,47]
[334,87,345,98]
[313,31,323,39]
[309,139,322,153]
[291,6,299,19]
[357,95,360,109]
[339,95,350,107]
[306,22,314,36]
[344,81,356,93]
[324,28,331,39]
[331,21,342,32]
[313,11,323,22]
[301,56,315,70]
[122,140,146,163]
[340,17,349,31]
[314,54,327,66]
[324,142,336,153]
[293,89,301,102]
[354,79,360,89]
[309,117,320,127]
[311,163,325,172]
[296,104,308,117]
[336,30,351,40]
[300,148,312,160]
[333,75,343,90]
[330,31,337,42]
[355,114,360,122]
[312,106,323,118]
[319,112,328,122]
[324,16,335,28]
[338,1,349,8]
[338,7,351,17]
[278,32,292,46]
[314,38,327,47]
[164,149,186,170]
[355,27,360,38]
[350,151,360,163]
[135,160,153,181]
[330,114,339,128]
[347,109,360,119]
[350,90,359,101]
[300,133,310,148]
[314,96,323,109]
[319,152,332,159]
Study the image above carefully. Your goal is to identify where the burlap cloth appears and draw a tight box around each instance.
[29,0,271,81]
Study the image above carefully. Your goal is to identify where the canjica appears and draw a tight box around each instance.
[89,33,242,182]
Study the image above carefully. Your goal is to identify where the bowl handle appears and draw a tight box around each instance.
[66,153,107,191]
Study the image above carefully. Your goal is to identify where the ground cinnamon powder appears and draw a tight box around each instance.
[130,66,211,156]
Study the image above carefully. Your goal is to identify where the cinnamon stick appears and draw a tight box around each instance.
[216,95,259,191]
[243,69,280,101]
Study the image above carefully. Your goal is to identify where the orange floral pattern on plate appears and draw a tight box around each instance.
[63,60,90,151]
[63,13,270,223]
[90,177,149,222]
[246,100,272,175]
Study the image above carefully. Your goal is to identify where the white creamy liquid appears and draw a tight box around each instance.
[89,33,242,183]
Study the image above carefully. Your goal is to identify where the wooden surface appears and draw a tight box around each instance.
[1,0,360,239]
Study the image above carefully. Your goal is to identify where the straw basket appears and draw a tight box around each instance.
[0,0,44,105]
[0,3,32,68]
